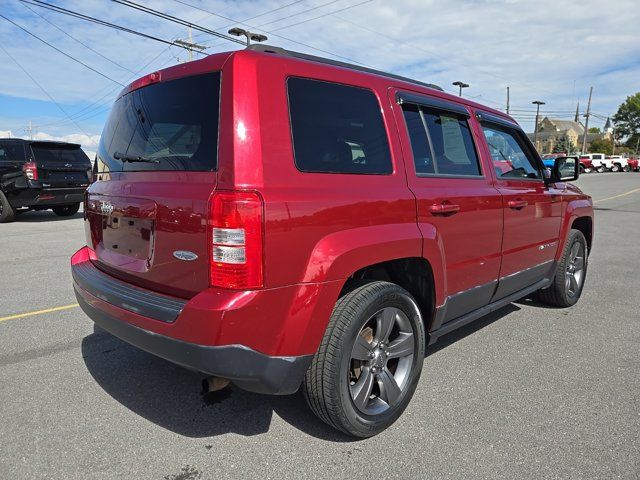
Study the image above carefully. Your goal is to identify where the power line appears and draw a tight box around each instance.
[270,0,373,32]
[21,1,201,53]
[20,1,136,74]
[0,13,124,86]
[0,43,92,136]
[36,46,175,129]
[110,0,246,46]
[250,0,343,29]
[174,0,375,66]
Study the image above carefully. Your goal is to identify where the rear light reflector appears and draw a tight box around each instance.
[209,191,264,289]
[22,161,38,180]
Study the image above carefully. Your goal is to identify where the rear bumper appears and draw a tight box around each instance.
[70,249,325,395]
[74,285,312,394]
[8,185,86,208]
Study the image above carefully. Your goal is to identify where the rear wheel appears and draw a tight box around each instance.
[303,281,425,438]
[579,164,585,174]
[0,191,16,223]
[596,165,606,173]
[611,164,621,172]
[52,203,80,217]
[623,165,631,172]
[537,229,588,307]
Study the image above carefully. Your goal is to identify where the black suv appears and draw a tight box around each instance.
[0,138,92,223]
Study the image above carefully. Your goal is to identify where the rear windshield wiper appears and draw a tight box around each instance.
[113,152,159,163]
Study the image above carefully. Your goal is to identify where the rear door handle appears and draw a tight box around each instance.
[507,199,528,210]
[429,203,460,215]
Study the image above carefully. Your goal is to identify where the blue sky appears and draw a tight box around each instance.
[1,0,639,154]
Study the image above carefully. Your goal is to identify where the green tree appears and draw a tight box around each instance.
[553,135,575,154]
[612,93,640,138]
[588,127,601,133]
[589,138,613,155]
[626,133,640,154]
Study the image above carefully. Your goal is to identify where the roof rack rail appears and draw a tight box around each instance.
[247,44,443,92]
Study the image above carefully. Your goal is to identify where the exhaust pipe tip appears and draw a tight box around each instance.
[202,376,231,393]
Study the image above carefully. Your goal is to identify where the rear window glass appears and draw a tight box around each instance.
[287,77,392,174]
[98,72,220,172]
[31,144,90,166]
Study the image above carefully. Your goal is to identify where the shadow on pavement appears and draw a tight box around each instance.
[83,302,531,441]
[81,330,353,442]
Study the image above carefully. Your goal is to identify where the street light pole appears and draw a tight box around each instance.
[532,100,545,151]
[452,81,469,97]
[228,27,268,47]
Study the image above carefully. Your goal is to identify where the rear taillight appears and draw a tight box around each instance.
[22,161,38,180]
[209,191,264,289]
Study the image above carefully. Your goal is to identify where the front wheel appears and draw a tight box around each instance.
[303,281,425,438]
[596,165,606,173]
[623,165,631,172]
[611,164,621,172]
[537,229,588,307]
[52,203,80,217]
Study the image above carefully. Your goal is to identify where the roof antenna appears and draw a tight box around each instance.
[228,28,268,48]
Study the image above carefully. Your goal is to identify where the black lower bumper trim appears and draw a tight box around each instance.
[75,285,312,395]
[72,261,186,323]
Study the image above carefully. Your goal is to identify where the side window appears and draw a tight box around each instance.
[287,77,392,174]
[0,143,24,164]
[401,104,481,176]
[481,124,542,180]
[402,105,435,174]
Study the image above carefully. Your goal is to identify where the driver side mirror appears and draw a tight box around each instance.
[550,156,579,182]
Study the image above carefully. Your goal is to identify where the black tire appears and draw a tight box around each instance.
[596,165,606,173]
[0,190,16,223]
[611,164,620,172]
[537,229,588,307]
[52,203,80,217]
[579,164,585,174]
[303,281,425,438]
[623,165,631,172]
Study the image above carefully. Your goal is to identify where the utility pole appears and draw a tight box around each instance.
[25,120,34,140]
[452,81,469,97]
[174,26,206,62]
[532,100,545,151]
[506,86,510,115]
[581,86,593,154]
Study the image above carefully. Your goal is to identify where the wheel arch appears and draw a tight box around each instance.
[340,257,436,336]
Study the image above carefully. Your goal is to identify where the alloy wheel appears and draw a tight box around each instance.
[349,307,415,415]
[565,242,585,298]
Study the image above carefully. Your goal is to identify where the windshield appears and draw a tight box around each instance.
[31,144,90,166]
[97,72,221,172]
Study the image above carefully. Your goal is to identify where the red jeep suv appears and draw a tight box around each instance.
[71,45,593,437]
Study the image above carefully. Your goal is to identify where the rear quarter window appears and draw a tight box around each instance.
[287,77,392,175]
[0,142,25,164]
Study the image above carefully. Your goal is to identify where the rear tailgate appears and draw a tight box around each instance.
[30,142,91,188]
[86,70,222,299]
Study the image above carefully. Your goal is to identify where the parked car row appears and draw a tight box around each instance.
[541,153,640,174]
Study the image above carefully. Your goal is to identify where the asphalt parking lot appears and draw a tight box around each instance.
[1,173,639,480]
